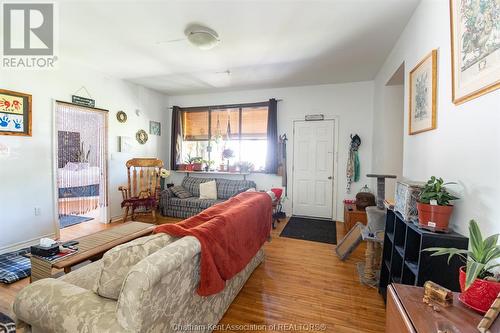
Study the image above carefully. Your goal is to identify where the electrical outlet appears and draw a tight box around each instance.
[34,207,41,216]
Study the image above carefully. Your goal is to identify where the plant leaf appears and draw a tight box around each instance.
[483,234,499,251]
[484,263,500,272]
[465,261,485,290]
[423,247,469,264]
[484,246,500,263]
[469,220,484,260]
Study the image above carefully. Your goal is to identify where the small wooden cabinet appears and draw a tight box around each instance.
[387,284,500,332]
[343,203,367,232]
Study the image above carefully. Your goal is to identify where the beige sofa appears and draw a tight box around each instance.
[13,235,264,333]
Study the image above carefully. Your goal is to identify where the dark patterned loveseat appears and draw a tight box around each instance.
[160,177,256,218]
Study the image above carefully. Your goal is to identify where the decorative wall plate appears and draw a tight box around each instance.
[116,111,127,123]
[136,129,148,144]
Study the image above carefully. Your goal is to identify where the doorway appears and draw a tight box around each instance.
[292,119,336,219]
[54,101,108,229]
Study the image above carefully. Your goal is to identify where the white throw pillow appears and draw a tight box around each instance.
[199,180,217,200]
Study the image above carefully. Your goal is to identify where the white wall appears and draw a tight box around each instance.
[0,60,168,253]
[373,0,500,236]
[371,83,405,200]
[168,81,375,221]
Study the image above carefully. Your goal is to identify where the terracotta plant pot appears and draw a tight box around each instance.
[192,163,202,171]
[417,202,454,232]
[185,164,194,171]
[177,164,187,171]
[459,266,500,314]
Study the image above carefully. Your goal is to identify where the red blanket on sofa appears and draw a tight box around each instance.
[154,191,272,296]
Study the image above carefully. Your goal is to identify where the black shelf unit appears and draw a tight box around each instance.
[379,209,468,299]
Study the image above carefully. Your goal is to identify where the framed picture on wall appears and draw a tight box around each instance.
[450,0,500,105]
[149,120,161,136]
[409,50,438,135]
[0,89,32,136]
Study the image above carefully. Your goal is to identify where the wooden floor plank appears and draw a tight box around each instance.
[0,214,386,332]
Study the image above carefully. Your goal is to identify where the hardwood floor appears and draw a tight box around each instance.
[0,215,386,332]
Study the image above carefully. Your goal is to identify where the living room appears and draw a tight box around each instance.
[1,0,499,332]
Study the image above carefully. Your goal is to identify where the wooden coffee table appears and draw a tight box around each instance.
[30,222,155,282]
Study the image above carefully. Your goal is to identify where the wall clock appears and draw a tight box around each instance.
[136,129,148,144]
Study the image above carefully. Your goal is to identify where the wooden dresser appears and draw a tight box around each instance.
[386,284,499,332]
[343,203,367,232]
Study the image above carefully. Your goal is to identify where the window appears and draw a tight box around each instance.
[179,102,270,172]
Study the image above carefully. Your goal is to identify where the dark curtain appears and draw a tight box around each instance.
[170,106,182,170]
[265,98,278,174]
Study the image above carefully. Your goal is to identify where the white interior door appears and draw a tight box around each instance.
[292,120,335,219]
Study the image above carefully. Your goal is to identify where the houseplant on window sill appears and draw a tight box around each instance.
[417,176,459,232]
[238,161,254,173]
[424,220,500,313]
[190,157,203,171]
[222,148,234,172]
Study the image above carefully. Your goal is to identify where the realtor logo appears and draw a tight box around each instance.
[2,2,58,69]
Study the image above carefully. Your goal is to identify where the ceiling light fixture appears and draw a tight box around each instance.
[184,24,220,50]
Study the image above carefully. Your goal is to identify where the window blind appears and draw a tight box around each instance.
[211,108,239,139]
[182,108,209,140]
[241,106,268,139]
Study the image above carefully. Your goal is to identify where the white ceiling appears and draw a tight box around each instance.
[59,0,420,95]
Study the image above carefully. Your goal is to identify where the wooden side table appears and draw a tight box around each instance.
[386,284,499,332]
[343,203,367,232]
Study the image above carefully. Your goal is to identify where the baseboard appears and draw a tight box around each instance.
[0,232,56,255]
[109,215,123,223]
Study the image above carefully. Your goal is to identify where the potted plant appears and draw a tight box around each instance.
[222,148,234,171]
[184,154,194,171]
[425,220,500,313]
[190,157,203,171]
[238,161,254,173]
[202,159,215,171]
[417,176,459,232]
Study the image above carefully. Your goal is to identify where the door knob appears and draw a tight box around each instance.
[328,176,332,180]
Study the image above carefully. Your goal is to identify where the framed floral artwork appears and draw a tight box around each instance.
[409,50,437,135]
[0,89,32,136]
[450,0,500,105]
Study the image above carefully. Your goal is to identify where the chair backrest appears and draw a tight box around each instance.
[125,158,164,199]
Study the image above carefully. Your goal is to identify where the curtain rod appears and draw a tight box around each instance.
[167,99,283,110]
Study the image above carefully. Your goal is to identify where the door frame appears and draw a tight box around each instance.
[51,100,110,239]
[291,117,339,220]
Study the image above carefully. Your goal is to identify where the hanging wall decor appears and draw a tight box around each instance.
[116,111,127,123]
[346,134,361,193]
[0,89,32,136]
[149,120,161,136]
[136,129,148,144]
[409,50,437,135]
[450,0,500,105]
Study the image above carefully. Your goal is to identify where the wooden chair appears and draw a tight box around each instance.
[119,158,163,223]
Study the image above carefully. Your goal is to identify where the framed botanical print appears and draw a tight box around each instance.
[149,120,161,136]
[450,0,500,105]
[0,89,32,136]
[409,50,438,135]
